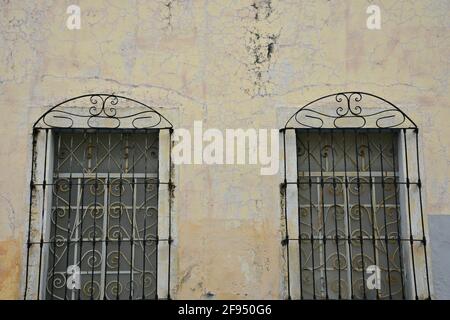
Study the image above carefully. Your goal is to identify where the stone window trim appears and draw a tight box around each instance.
[279,92,433,300]
[21,94,177,300]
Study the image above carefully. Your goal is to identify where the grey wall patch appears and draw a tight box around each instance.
[429,215,450,299]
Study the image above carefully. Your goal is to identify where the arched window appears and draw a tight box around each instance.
[24,94,174,300]
[281,92,431,300]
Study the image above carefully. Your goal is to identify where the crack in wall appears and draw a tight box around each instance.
[163,0,174,31]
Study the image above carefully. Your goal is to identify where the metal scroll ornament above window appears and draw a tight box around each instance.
[284,92,417,129]
[34,94,173,129]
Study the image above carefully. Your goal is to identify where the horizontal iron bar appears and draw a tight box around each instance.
[286,237,425,242]
[32,181,173,186]
[284,181,419,185]
[298,172,396,177]
[50,271,152,275]
[34,127,173,132]
[44,206,160,210]
[54,173,158,178]
[283,127,418,131]
[27,238,172,245]
[298,267,403,272]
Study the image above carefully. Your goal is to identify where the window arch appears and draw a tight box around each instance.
[24,94,174,300]
[281,92,431,300]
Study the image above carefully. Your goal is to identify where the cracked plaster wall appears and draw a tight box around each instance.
[0,0,449,299]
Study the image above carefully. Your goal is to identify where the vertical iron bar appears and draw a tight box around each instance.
[354,129,366,299]
[50,132,61,299]
[72,180,81,301]
[116,132,124,300]
[78,130,88,300]
[167,129,173,299]
[379,140,393,299]
[90,132,100,300]
[294,131,304,299]
[330,131,341,299]
[414,129,431,299]
[129,138,136,299]
[154,131,159,299]
[24,128,38,299]
[37,128,49,300]
[282,129,291,299]
[318,129,328,299]
[63,131,75,300]
[390,131,405,299]
[102,132,112,299]
[142,214,148,299]
[403,129,418,299]
[342,131,354,299]
[142,133,149,300]
[365,132,379,299]
[306,130,316,299]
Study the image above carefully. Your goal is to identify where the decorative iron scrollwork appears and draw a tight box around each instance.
[34,94,173,129]
[26,96,174,300]
[285,92,417,129]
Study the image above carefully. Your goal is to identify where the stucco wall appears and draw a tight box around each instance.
[0,0,449,299]
[429,215,450,299]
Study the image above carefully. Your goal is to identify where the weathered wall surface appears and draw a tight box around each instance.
[429,216,450,299]
[0,0,449,299]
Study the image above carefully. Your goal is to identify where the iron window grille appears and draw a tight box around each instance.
[23,94,174,300]
[281,92,431,300]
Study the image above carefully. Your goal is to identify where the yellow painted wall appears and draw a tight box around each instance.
[0,0,449,299]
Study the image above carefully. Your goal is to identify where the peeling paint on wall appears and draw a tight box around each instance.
[0,0,449,299]
[0,240,20,299]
